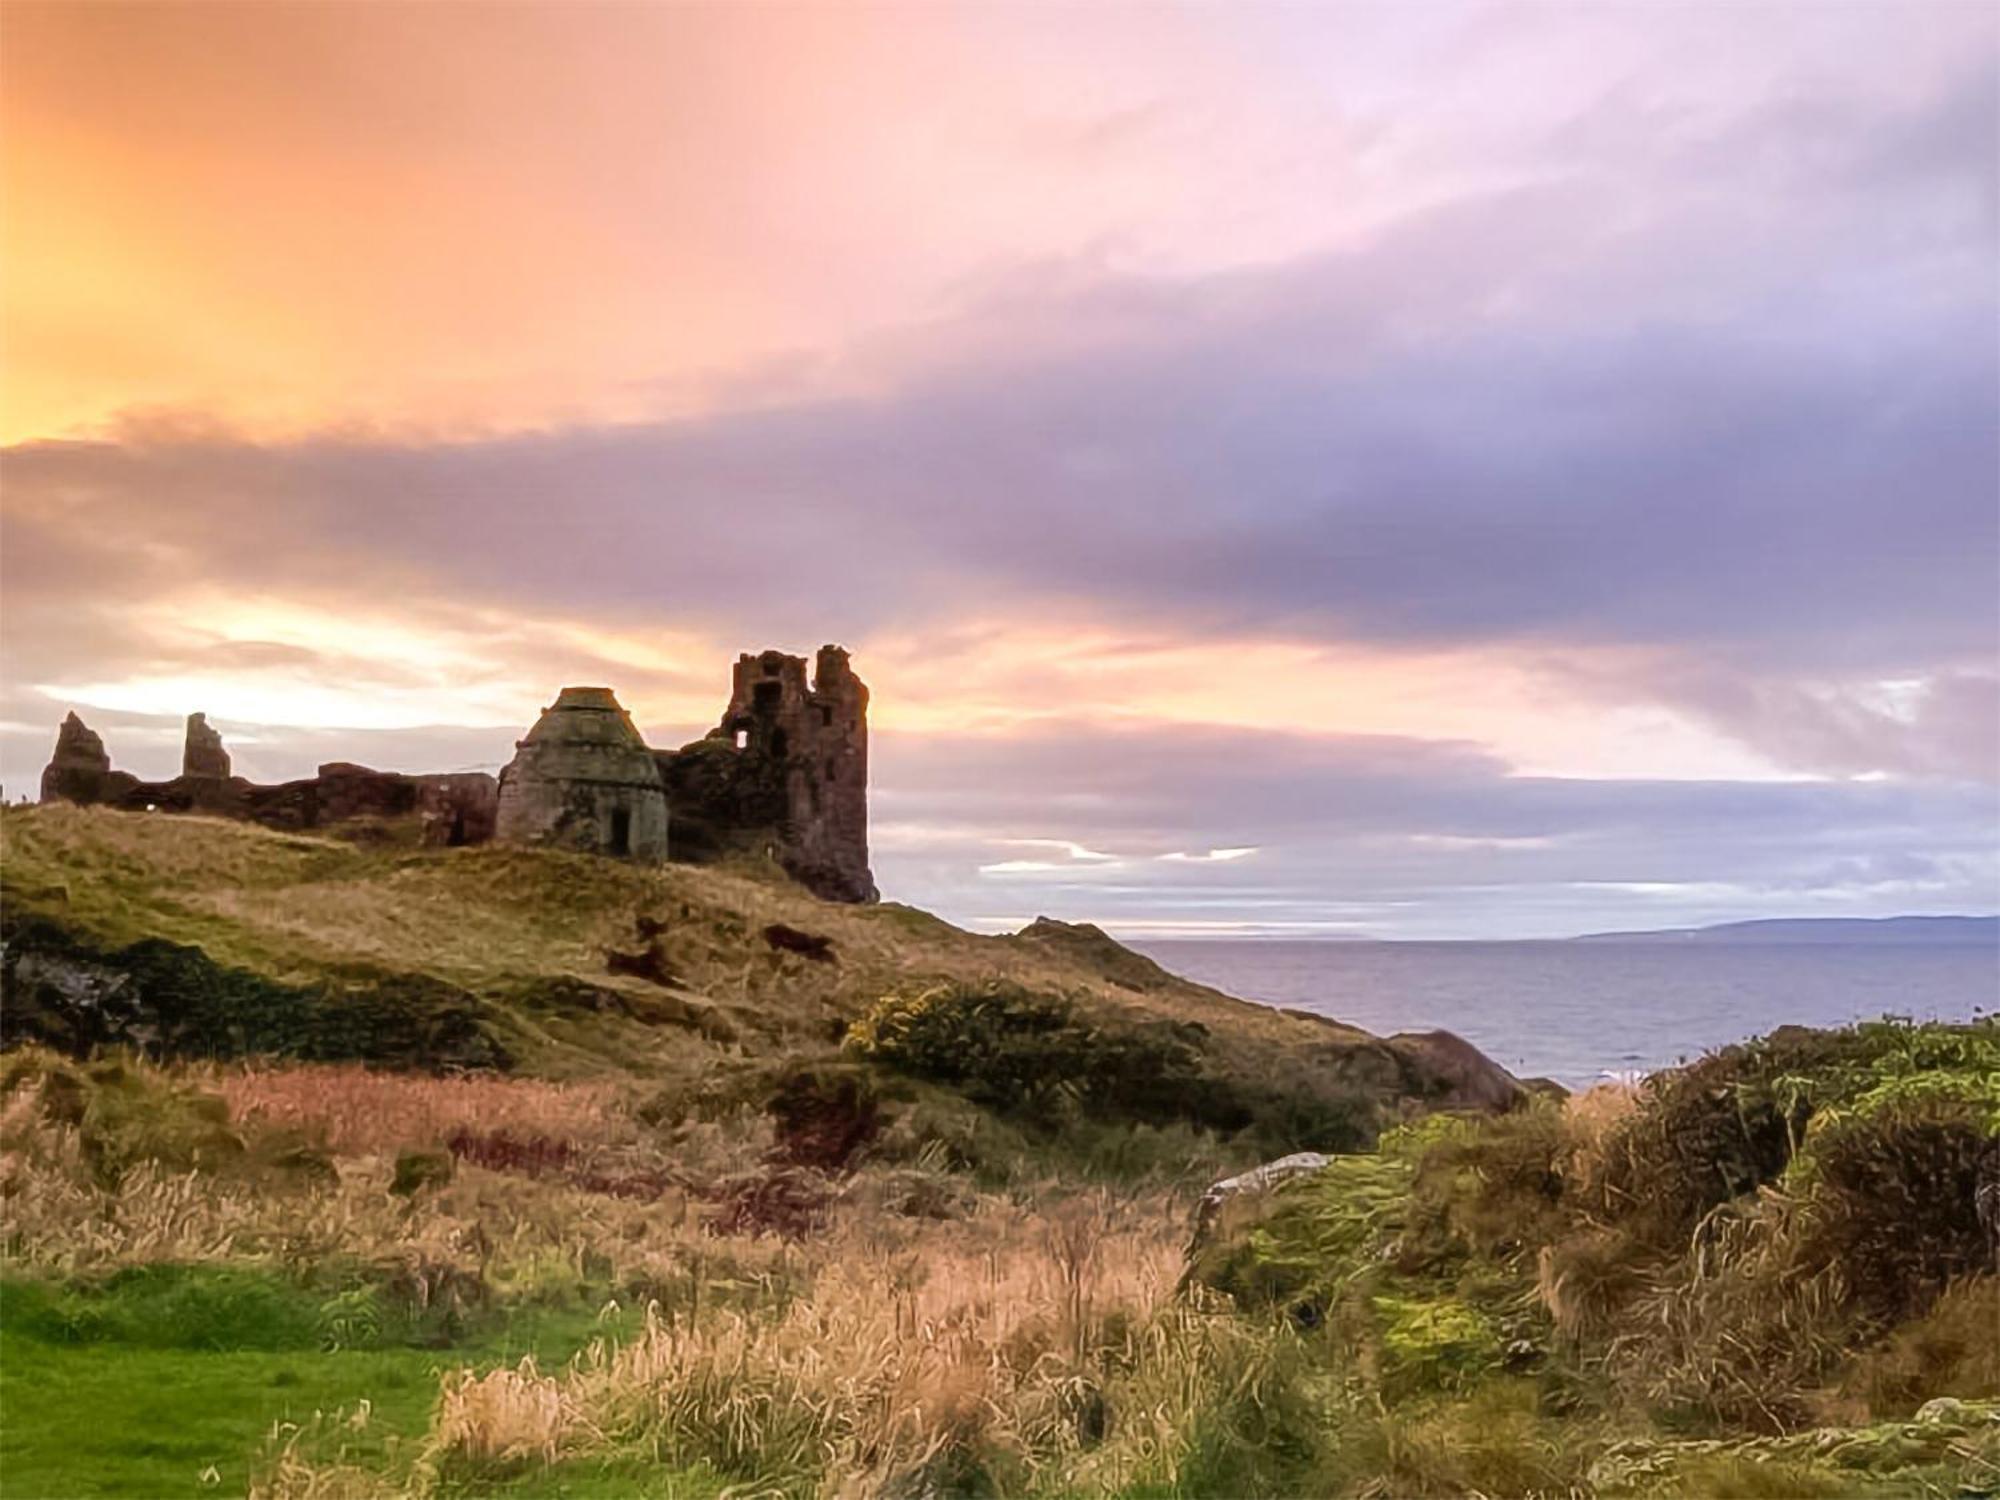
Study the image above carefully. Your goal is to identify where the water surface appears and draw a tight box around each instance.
[1132,939,1998,1088]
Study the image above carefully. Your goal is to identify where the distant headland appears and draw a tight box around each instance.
[1574,915,2000,945]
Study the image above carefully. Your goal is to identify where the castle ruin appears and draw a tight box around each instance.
[656,646,876,903]
[34,645,876,904]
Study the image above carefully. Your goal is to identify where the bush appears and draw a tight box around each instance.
[1406,1101,1569,1263]
[1789,1104,1997,1324]
[1373,1293,1504,1395]
[1184,1151,1414,1312]
[765,1062,883,1171]
[1584,1019,1999,1254]
[844,980,1366,1152]
[1839,1277,2000,1418]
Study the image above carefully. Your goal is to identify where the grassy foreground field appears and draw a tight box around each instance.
[1,806,1996,1497]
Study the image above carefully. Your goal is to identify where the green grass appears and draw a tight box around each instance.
[2,1333,440,1497]
[0,1271,648,1499]
[435,1459,730,1498]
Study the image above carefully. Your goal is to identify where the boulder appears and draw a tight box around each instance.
[1386,1029,1532,1111]
[1188,1150,1331,1257]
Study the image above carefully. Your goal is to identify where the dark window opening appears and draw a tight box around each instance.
[448,810,468,846]
[818,705,832,727]
[608,807,632,857]
[769,728,789,760]
[753,681,782,713]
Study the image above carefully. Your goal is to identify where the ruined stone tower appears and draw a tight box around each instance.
[183,713,231,779]
[495,687,669,860]
[657,645,876,902]
[40,712,120,805]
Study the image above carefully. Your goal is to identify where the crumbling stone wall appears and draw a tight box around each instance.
[656,645,876,903]
[39,713,134,806]
[36,714,497,847]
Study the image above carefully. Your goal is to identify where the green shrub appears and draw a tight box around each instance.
[1186,1152,1415,1311]
[1788,1104,1997,1325]
[1374,1294,1505,1395]
[845,980,1368,1154]
[1586,1019,1999,1254]
[1406,1101,1569,1263]
[1839,1277,2000,1418]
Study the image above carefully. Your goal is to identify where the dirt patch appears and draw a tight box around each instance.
[762,923,836,963]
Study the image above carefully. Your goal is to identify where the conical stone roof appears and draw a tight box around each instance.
[509,687,661,782]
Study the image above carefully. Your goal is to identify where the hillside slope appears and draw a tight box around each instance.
[0,805,1519,1154]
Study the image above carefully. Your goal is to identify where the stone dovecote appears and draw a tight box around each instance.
[494,686,670,861]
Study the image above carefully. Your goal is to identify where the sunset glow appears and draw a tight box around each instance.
[4,0,1993,937]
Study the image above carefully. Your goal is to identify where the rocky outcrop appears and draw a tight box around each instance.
[0,912,510,1070]
[1386,1030,1533,1111]
[182,712,231,779]
[1014,917,1178,990]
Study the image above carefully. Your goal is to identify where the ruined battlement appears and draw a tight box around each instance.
[35,645,877,904]
[656,645,876,903]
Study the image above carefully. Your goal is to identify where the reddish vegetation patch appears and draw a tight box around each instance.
[444,1128,683,1201]
[766,1068,882,1171]
[709,1168,834,1239]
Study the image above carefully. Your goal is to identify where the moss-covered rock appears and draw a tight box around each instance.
[1,913,509,1071]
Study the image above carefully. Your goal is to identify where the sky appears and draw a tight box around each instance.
[2,1,1995,939]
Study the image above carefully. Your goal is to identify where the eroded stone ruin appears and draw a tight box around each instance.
[38,709,499,848]
[656,646,877,903]
[35,645,876,903]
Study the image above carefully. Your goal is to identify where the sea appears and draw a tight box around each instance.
[1131,939,1999,1090]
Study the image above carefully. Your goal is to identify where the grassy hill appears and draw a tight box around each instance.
[11,805,1985,1498]
[0,804,1517,1159]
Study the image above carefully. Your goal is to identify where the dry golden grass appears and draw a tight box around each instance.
[422,1192,1209,1498]
[211,1064,631,1157]
[0,1052,1217,1499]
[0,1057,759,1285]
